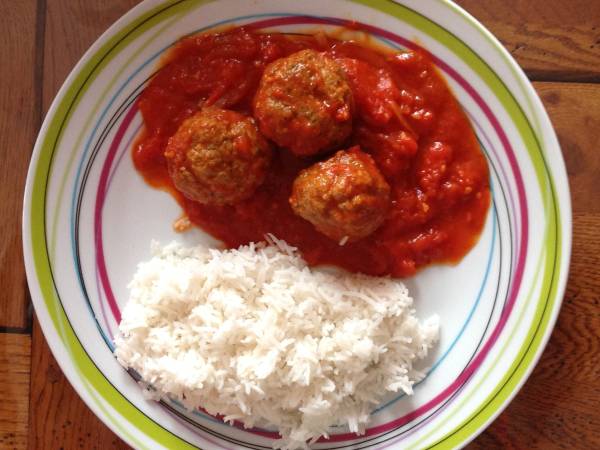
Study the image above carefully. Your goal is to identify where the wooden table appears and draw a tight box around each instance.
[1,1,598,448]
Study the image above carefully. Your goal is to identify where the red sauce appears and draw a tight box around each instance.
[133,28,491,277]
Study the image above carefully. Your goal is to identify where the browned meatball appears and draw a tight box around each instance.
[290,147,391,242]
[165,107,271,205]
[254,49,353,156]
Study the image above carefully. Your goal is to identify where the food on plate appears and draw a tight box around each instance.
[290,147,390,242]
[133,27,491,277]
[254,49,354,156]
[115,238,439,450]
[164,106,272,205]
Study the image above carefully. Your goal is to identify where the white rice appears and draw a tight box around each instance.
[114,237,439,449]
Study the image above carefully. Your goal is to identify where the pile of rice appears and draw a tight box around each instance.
[114,237,439,449]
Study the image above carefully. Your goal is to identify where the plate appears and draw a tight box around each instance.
[23,0,571,449]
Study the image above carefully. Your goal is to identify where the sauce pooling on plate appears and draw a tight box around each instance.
[133,27,491,277]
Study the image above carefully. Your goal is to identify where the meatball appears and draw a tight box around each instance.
[290,147,391,242]
[254,49,353,156]
[164,107,271,205]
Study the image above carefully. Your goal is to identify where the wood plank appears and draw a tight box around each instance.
[468,83,600,448]
[534,82,600,214]
[28,319,130,450]
[0,0,37,328]
[0,333,31,449]
[457,0,600,81]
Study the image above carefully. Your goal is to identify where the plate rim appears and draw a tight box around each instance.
[22,0,572,448]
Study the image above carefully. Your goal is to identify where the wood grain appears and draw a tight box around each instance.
[42,0,140,110]
[535,82,600,214]
[0,334,31,450]
[456,0,600,81]
[0,0,37,328]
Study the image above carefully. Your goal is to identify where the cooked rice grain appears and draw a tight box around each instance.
[114,237,439,449]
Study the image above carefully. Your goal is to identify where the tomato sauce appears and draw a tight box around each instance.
[133,28,490,277]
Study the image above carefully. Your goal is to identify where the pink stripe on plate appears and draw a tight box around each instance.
[94,103,139,324]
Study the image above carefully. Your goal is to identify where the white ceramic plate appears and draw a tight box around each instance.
[23,1,571,449]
